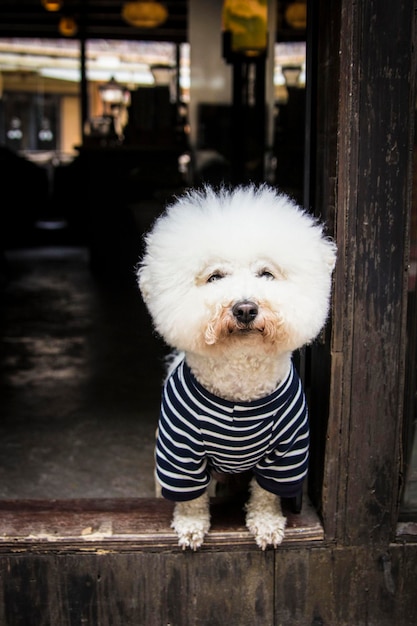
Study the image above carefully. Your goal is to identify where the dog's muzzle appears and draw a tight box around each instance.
[232,300,258,325]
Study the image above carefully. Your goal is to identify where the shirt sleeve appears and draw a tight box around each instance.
[254,385,310,498]
[155,374,211,501]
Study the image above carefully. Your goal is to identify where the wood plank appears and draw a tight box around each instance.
[3,543,416,626]
[339,0,413,545]
[273,544,417,626]
[317,0,358,542]
[0,497,323,552]
[0,551,275,626]
[307,0,348,537]
[317,0,415,545]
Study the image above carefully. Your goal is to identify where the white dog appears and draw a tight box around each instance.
[137,184,336,550]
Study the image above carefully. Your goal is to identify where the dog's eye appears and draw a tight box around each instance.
[207,272,225,283]
[258,270,275,280]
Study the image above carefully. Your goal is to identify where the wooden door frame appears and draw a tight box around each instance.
[1,1,417,624]
[0,0,415,560]
[309,0,417,546]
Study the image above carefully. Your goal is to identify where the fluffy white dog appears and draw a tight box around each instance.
[137,184,336,550]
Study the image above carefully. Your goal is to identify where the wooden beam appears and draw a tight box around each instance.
[319,0,416,544]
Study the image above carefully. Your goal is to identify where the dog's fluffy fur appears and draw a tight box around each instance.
[138,184,336,550]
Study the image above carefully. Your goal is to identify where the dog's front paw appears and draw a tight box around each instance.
[171,493,210,551]
[245,478,287,550]
[171,518,209,551]
[245,508,286,550]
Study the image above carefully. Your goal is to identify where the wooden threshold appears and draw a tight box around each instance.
[0,497,323,553]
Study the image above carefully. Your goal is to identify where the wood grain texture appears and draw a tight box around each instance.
[313,0,415,546]
[1,543,416,626]
[0,497,323,552]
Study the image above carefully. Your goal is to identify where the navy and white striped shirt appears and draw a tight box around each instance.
[156,358,309,502]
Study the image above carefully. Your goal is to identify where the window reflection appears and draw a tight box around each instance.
[0,38,190,157]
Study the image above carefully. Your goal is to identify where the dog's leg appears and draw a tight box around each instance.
[171,492,210,551]
[154,469,162,497]
[245,478,286,549]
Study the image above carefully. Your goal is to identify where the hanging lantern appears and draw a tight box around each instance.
[99,77,130,108]
[150,63,174,86]
[121,1,168,28]
[222,0,268,56]
[41,0,63,12]
[58,16,78,37]
[285,2,307,30]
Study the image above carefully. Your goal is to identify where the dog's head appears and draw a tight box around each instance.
[137,185,336,357]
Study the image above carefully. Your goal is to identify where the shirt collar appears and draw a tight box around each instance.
[180,359,296,411]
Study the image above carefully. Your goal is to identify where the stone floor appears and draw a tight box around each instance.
[0,243,168,499]
[1,232,417,513]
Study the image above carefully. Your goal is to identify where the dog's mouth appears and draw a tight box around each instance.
[204,300,286,346]
[231,325,263,335]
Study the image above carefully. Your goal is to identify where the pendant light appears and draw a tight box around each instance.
[121,1,168,29]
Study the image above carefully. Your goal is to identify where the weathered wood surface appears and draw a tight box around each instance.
[1,550,274,626]
[0,497,323,552]
[274,544,417,626]
[0,499,415,624]
[1,0,416,624]
[338,0,413,545]
[312,0,416,546]
[1,542,416,626]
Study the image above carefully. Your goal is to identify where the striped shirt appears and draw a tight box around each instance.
[156,358,309,502]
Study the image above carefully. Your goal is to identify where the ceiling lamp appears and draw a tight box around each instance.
[222,0,268,56]
[59,16,78,37]
[99,77,130,106]
[285,2,307,30]
[150,63,174,85]
[41,0,63,11]
[282,65,302,87]
[121,1,168,29]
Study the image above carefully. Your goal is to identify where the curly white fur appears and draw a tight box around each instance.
[245,478,286,549]
[171,493,211,551]
[138,184,336,550]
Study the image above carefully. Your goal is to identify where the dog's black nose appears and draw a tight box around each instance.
[232,300,258,324]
